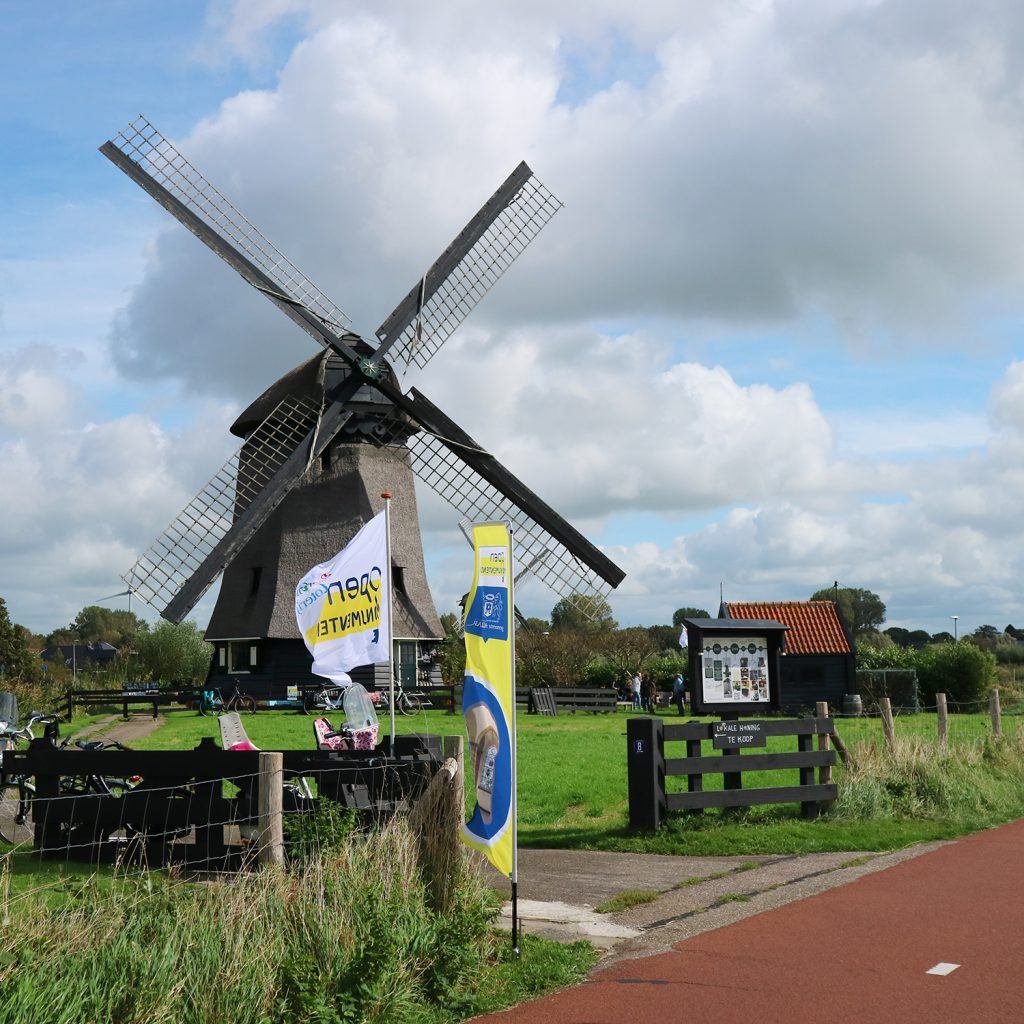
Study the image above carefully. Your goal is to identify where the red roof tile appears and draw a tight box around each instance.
[724,601,851,655]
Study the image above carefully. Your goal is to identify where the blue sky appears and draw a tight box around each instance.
[2,1,1023,637]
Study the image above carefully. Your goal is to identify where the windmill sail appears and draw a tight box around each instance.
[102,117,351,337]
[375,162,562,375]
[105,116,625,627]
[122,394,324,618]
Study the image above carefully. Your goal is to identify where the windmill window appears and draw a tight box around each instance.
[227,641,257,674]
[249,567,263,596]
[393,565,407,595]
[320,448,331,473]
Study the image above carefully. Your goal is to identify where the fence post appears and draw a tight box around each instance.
[880,697,895,752]
[815,702,833,788]
[936,692,948,750]
[257,751,285,869]
[442,734,465,814]
[627,717,664,831]
[65,690,73,721]
[990,687,1002,740]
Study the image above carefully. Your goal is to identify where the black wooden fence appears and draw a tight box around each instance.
[4,734,440,868]
[627,716,838,830]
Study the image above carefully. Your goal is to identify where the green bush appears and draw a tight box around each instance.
[858,640,996,705]
[915,642,996,704]
[645,654,687,690]
[582,658,618,688]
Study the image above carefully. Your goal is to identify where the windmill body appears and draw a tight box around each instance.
[103,116,626,693]
[205,353,443,696]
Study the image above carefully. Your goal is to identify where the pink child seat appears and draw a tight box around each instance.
[312,684,380,751]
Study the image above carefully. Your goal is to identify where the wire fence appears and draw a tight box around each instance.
[0,749,458,916]
[831,691,1020,751]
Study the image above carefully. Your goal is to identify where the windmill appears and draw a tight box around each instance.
[101,116,625,697]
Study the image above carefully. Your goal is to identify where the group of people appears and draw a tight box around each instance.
[617,671,688,715]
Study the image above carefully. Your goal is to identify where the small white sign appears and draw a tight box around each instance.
[925,962,960,976]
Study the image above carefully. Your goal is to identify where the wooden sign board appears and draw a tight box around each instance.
[712,720,768,749]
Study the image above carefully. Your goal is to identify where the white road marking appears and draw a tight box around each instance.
[926,962,961,976]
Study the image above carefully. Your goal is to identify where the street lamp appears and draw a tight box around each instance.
[950,615,959,642]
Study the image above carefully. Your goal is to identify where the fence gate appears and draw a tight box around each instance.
[627,716,838,831]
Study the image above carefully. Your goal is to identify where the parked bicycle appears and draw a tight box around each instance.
[374,682,429,717]
[301,685,346,715]
[197,687,257,716]
[0,708,62,843]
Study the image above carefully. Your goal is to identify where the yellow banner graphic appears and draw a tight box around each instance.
[461,522,517,879]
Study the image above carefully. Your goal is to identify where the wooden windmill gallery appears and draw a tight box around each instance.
[103,117,626,699]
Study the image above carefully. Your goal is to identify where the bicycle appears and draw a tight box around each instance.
[301,685,347,715]
[197,687,256,716]
[0,710,62,843]
[374,682,429,717]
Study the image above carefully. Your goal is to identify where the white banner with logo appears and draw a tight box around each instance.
[294,511,390,687]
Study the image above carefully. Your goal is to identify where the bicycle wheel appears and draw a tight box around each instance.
[398,692,420,717]
[238,695,257,715]
[197,699,212,717]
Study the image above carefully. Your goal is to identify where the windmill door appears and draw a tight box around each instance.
[396,641,418,688]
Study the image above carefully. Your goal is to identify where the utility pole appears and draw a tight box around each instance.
[950,615,959,642]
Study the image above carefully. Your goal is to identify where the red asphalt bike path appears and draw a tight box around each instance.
[481,819,1024,1023]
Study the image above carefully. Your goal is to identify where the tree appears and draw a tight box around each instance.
[134,621,212,684]
[931,631,955,645]
[550,594,616,633]
[884,626,910,647]
[810,586,885,638]
[672,607,710,627]
[519,617,550,633]
[600,628,658,677]
[516,630,595,687]
[46,605,148,649]
[438,612,460,638]
[646,624,681,652]
[0,598,36,683]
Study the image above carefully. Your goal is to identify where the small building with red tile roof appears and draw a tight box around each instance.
[720,600,855,710]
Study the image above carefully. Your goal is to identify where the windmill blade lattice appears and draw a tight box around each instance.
[104,117,351,337]
[406,431,613,614]
[375,165,562,376]
[122,395,321,614]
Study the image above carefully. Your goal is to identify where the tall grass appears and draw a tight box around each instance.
[0,820,590,1024]
[832,732,1024,823]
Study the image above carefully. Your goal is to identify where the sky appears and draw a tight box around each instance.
[2,0,1024,637]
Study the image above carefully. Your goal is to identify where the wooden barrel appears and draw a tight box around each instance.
[842,693,863,717]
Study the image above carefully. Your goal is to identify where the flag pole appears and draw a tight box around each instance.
[381,492,396,752]
[508,521,520,958]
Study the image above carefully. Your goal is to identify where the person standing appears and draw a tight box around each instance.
[640,673,653,713]
[630,672,642,710]
[672,672,686,716]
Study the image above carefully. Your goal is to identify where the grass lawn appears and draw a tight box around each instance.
[130,706,1024,856]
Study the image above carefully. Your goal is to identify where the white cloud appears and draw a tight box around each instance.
[114,2,1024,400]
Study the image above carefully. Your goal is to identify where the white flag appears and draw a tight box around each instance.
[679,626,689,649]
[295,511,390,687]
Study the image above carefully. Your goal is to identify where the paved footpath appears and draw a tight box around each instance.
[478,819,1024,1023]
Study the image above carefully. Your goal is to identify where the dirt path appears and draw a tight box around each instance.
[478,819,1024,1023]
[68,713,165,745]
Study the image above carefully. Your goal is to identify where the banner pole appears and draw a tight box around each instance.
[382,492,396,752]
[508,521,520,958]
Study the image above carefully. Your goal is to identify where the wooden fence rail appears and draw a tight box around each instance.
[627,714,838,831]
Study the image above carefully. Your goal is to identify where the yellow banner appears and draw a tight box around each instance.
[461,522,516,879]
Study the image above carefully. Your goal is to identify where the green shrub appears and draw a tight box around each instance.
[915,642,996,704]
[645,654,687,690]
